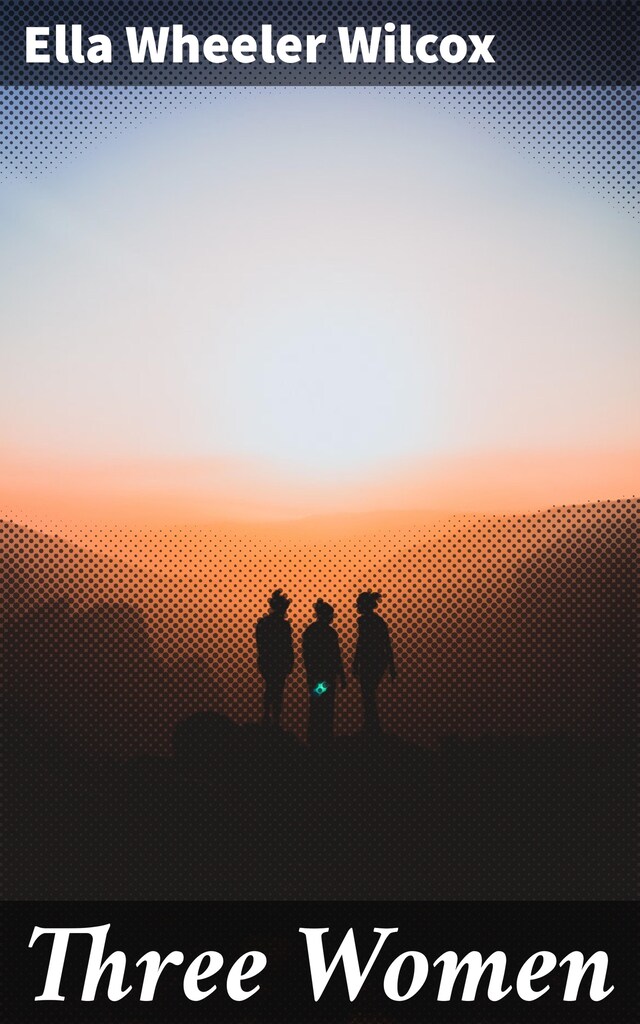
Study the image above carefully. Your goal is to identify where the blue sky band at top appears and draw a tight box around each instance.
[25,24,496,66]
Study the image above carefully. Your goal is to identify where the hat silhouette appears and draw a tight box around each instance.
[356,591,381,613]
[269,589,291,612]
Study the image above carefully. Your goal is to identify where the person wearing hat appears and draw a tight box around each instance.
[302,599,346,746]
[352,591,396,734]
[255,589,294,727]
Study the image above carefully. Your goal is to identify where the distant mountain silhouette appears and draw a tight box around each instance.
[3,590,220,758]
[2,499,636,751]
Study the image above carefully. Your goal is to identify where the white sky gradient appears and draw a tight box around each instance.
[1,89,638,482]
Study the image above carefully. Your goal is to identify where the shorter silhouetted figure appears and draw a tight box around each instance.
[353,591,396,734]
[302,600,346,746]
[255,590,294,727]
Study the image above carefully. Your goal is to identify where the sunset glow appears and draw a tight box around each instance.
[1,89,638,526]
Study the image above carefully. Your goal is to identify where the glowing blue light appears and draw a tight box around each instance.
[313,681,328,696]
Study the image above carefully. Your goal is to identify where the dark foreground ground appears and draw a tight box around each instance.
[4,709,636,900]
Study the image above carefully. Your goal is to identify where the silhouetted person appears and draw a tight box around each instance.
[255,590,294,727]
[302,600,346,746]
[352,591,396,734]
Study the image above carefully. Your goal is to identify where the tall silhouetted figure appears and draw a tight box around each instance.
[302,599,346,746]
[255,590,294,727]
[353,591,396,734]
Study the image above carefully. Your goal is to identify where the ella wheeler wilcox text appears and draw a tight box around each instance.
[26,24,495,67]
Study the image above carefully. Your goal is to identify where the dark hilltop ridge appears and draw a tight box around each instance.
[2,498,637,899]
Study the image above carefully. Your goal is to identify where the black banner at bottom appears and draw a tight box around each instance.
[2,902,637,1023]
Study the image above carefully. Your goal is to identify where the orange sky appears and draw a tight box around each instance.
[1,447,638,533]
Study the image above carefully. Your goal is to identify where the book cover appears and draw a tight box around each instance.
[1,3,637,1021]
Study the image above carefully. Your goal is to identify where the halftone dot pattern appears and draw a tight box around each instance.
[415,86,640,218]
[3,500,638,898]
[0,85,228,179]
[1,2,636,86]
[3,498,637,753]
[1,86,638,216]
[4,498,638,751]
